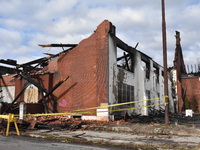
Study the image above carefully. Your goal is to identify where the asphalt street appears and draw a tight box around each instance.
[0,135,122,150]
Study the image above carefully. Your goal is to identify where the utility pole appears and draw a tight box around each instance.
[161,0,169,125]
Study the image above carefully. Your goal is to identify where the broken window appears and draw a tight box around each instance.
[118,82,134,103]
[114,36,137,73]
[117,48,125,67]
[117,48,134,73]
[141,59,150,79]
[162,70,164,76]
[153,64,159,83]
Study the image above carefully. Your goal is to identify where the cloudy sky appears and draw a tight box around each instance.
[0,0,200,69]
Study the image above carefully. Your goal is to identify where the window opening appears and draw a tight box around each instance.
[118,82,134,104]
[153,64,159,83]
[141,59,150,79]
[117,48,134,73]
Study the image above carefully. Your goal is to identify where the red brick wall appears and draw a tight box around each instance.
[50,20,111,114]
[13,20,111,115]
[44,60,58,72]
[0,75,15,86]
[181,77,200,112]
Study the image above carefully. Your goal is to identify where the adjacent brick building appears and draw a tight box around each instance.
[172,31,200,113]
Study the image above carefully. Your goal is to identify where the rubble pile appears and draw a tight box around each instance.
[16,115,131,132]
[1,112,200,135]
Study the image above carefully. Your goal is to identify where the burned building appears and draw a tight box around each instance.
[0,20,175,120]
[172,31,200,113]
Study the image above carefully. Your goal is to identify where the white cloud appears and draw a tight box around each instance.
[0,28,22,49]
[2,19,26,30]
[0,0,200,67]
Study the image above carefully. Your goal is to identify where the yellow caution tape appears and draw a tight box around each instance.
[82,102,165,114]
[45,102,166,115]
[16,112,77,117]
[14,96,168,117]
[75,96,167,112]
[109,103,165,113]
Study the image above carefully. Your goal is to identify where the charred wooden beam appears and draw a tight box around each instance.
[39,44,77,48]
[19,74,51,112]
[114,36,136,55]
[38,76,69,103]
[43,53,56,56]
[36,77,53,113]
[19,74,52,112]
[115,36,138,61]
[19,74,68,113]
[117,54,130,61]
[17,57,48,68]
[19,74,55,113]
[141,54,151,63]
[135,42,139,49]
[124,52,130,71]
[2,83,29,114]
[0,66,17,73]
[0,59,18,66]
[18,45,76,71]
[19,74,48,93]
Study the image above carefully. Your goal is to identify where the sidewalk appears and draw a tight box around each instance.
[22,123,200,150]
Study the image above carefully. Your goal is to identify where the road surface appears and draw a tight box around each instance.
[0,135,124,150]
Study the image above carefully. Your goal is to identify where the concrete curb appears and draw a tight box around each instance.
[90,124,200,136]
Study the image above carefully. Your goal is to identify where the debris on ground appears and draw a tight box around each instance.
[1,113,200,150]
[20,115,131,131]
[0,111,200,134]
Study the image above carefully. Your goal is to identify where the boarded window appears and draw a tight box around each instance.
[24,84,38,103]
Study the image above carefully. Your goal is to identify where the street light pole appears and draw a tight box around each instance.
[161,0,169,125]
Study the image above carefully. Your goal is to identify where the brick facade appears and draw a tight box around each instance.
[0,75,15,86]
[181,77,200,112]
[52,20,110,114]
[12,20,111,116]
